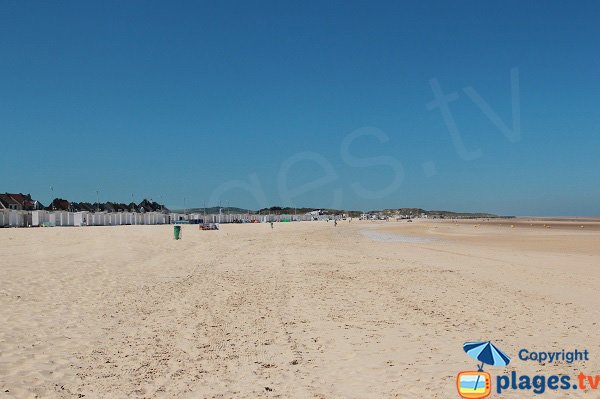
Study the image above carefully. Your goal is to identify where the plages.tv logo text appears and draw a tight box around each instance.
[496,348,598,395]
[457,342,600,397]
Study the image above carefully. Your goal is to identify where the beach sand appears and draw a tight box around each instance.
[1,219,599,398]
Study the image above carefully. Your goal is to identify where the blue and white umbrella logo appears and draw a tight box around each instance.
[463,341,511,370]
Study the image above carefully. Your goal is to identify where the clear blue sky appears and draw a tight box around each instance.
[1,1,599,215]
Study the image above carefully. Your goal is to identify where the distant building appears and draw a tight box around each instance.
[138,199,167,213]
[0,194,21,210]
[0,193,43,211]
[47,199,167,213]
[47,198,71,211]
[71,202,96,212]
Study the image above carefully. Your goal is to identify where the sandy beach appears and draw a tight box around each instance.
[1,219,599,398]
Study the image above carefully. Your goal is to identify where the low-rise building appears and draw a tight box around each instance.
[0,193,43,211]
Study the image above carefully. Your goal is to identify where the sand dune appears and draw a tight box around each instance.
[1,220,599,398]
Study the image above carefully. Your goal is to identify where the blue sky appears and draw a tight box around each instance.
[1,1,599,215]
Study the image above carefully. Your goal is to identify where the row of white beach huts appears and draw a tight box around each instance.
[0,210,171,228]
[0,209,315,228]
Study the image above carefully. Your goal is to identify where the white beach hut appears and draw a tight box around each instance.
[0,209,8,227]
[31,210,49,227]
[7,210,28,227]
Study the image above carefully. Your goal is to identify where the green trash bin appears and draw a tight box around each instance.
[173,225,182,240]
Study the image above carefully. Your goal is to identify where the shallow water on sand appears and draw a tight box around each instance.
[360,229,435,243]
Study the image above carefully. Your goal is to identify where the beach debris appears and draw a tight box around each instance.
[200,223,218,230]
